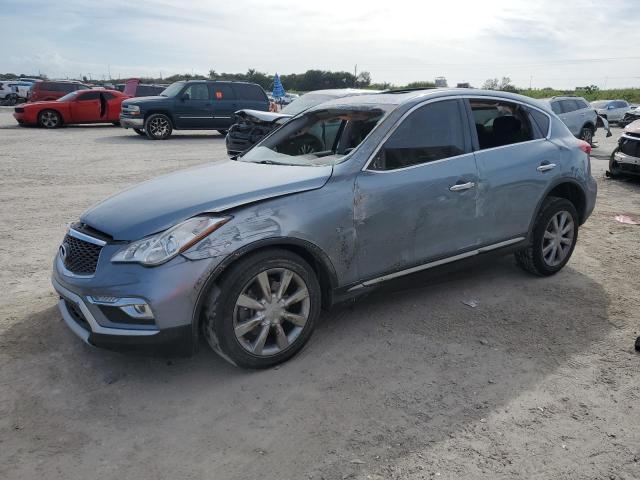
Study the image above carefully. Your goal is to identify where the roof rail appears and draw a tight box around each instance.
[381,87,438,94]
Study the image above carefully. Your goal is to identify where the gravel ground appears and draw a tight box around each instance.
[1,107,639,480]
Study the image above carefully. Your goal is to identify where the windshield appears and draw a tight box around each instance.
[241,106,389,166]
[281,93,340,116]
[160,81,185,97]
[57,91,79,102]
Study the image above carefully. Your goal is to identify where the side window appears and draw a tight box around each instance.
[183,84,210,100]
[76,84,90,91]
[212,84,235,100]
[527,108,550,139]
[576,99,589,109]
[369,99,466,171]
[616,100,628,108]
[77,91,100,101]
[550,101,562,115]
[560,100,579,113]
[233,84,267,101]
[470,99,534,149]
[102,92,115,100]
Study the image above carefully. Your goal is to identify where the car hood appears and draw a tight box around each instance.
[123,96,167,105]
[235,109,292,124]
[624,120,640,135]
[81,160,333,240]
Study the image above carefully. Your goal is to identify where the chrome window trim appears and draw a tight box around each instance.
[362,94,553,172]
[68,228,107,246]
[348,237,525,291]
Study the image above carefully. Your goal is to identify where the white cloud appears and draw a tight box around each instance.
[1,0,639,88]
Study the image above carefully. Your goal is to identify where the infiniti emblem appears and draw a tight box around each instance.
[59,243,68,261]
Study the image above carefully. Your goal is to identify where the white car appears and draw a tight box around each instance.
[591,100,631,123]
[0,81,21,105]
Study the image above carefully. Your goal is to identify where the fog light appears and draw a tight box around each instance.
[120,303,154,320]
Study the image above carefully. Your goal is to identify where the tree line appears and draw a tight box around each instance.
[1,70,639,102]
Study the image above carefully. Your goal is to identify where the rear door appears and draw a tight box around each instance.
[210,83,237,128]
[174,83,213,129]
[467,98,559,244]
[69,91,101,122]
[559,100,581,135]
[354,98,479,280]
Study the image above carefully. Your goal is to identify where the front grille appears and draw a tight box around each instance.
[620,138,640,158]
[62,234,102,275]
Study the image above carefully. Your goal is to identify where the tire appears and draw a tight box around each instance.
[608,147,622,177]
[579,126,594,146]
[112,121,121,126]
[38,109,61,128]
[217,129,228,135]
[202,249,321,369]
[6,94,17,106]
[515,197,579,276]
[133,128,146,136]
[144,113,172,140]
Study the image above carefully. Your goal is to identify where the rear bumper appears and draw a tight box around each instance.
[120,115,144,128]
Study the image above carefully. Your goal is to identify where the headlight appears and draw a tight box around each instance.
[111,216,231,266]
[126,105,140,114]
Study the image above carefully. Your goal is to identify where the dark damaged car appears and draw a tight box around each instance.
[225,88,376,156]
[53,89,596,368]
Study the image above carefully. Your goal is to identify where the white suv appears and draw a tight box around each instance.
[591,100,630,123]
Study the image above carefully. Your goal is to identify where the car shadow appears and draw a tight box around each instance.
[2,254,610,479]
[93,132,227,144]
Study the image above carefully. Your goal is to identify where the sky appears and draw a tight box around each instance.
[1,0,640,89]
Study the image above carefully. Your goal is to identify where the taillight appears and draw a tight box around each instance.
[578,140,592,154]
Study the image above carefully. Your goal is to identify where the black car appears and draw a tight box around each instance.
[226,88,376,156]
[120,80,269,140]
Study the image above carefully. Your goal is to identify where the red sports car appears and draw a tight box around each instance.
[13,89,129,128]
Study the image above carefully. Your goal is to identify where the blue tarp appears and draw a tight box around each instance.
[272,73,285,98]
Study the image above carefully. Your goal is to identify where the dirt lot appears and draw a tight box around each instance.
[1,107,639,480]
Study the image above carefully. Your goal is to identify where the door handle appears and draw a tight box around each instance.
[537,163,556,172]
[449,181,475,192]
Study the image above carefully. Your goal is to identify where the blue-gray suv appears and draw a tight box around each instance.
[53,89,597,368]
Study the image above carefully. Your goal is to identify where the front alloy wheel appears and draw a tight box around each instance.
[39,110,61,128]
[203,249,321,368]
[233,268,310,356]
[144,113,172,140]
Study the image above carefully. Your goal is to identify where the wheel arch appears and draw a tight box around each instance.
[143,109,175,126]
[38,108,65,125]
[191,237,339,335]
[581,121,595,131]
[528,178,588,240]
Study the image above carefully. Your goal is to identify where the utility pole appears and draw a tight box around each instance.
[354,64,358,87]
[529,75,533,90]
[108,64,111,79]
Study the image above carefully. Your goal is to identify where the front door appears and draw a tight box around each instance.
[467,98,560,244]
[70,91,101,123]
[354,99,480,281]
[174,83,213,129]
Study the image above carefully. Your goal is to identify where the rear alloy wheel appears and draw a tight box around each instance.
[579,126,594,146]
[203,249,321,368]
[515,197,579,276]
[144,113,172,140]
[133,128,146,136]
[38,110,61,128]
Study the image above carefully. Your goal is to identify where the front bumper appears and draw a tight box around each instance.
[52,245,220,350]
[612,150,640,176]
[119,115,144,129]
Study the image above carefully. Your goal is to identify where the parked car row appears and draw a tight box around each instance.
[608,119,640,178]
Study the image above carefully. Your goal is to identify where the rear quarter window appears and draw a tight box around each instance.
[527,108,550,138]
[232,84,267,102]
